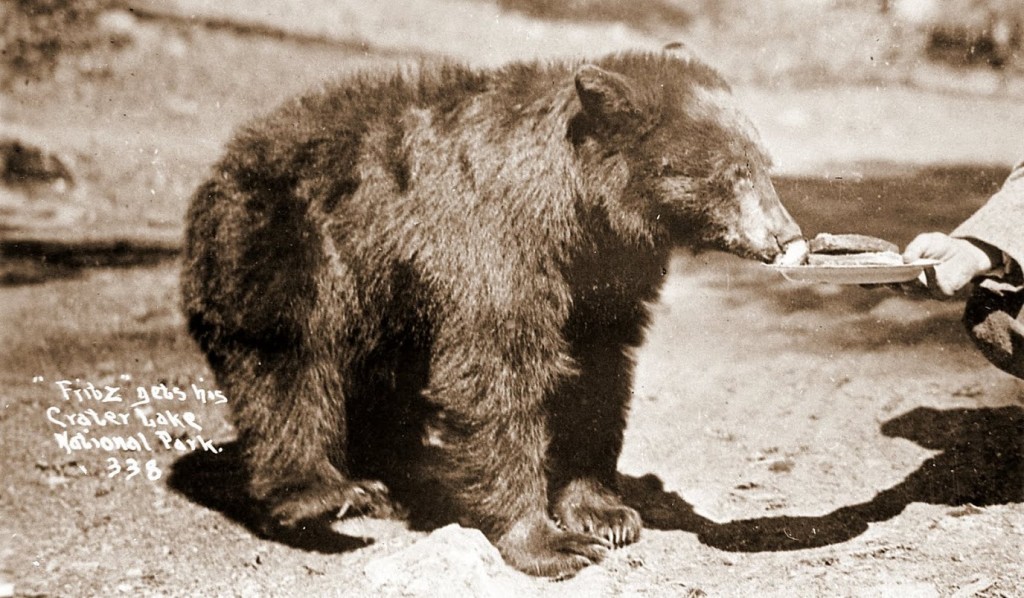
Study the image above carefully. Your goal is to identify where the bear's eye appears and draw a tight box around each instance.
[658,157,681,177]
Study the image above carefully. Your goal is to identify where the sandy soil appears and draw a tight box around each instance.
[2,3,1022,597]
[3,252,1020,597]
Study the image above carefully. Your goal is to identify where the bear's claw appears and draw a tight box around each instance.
[552,478,642,548]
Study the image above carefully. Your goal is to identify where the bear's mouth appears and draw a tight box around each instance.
[772,239,809,266]
[723,235,801,265]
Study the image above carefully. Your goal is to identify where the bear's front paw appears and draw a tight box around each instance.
[552,479,642,547]
[497,516,610,578]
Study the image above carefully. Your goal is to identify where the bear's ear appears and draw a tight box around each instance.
[662,41,695,60]
[574,64,642,125]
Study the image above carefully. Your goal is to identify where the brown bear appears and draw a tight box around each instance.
[181,47,803,577]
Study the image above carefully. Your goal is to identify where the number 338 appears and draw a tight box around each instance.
[106,458,162,481]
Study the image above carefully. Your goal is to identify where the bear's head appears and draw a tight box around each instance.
[570,49,803,262]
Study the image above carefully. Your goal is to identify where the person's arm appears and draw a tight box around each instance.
[950,160,1024,271]
[902,234,999,295]
[903,161,1024,297]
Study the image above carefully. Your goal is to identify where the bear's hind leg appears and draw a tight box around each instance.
[262,465,394,531]
[225,347,395,534]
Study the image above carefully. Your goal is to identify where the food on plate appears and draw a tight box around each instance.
[770,233,908,268]
[808,233,900,255]
[794,233,905,267]
[769,233,933,283]
[806,250,905,267]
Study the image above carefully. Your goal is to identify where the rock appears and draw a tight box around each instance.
[364,524,521,598]
[0,139,73,188]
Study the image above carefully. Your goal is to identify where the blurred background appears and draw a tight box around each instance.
[2,0,1024,254]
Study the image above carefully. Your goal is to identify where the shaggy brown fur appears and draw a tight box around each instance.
[181,47,801,577]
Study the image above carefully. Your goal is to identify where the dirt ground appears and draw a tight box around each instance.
[2,2,1022,597]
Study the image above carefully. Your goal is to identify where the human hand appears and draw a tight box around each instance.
[902,232,1000,298]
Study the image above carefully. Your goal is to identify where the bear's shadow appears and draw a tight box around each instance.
[167,443,372,554]
[170,405,1022,554]
[619,405,1023,552]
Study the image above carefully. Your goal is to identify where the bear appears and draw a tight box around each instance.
[180,46,804,578]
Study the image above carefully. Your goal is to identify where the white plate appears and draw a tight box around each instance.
[766,259,941,285]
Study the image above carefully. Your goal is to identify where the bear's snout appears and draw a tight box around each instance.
[733,180,803,263]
